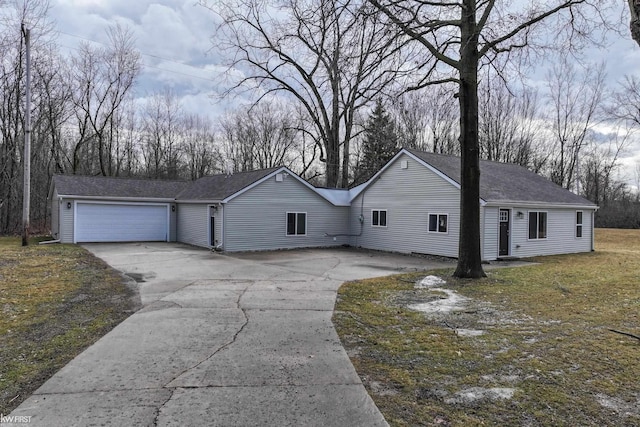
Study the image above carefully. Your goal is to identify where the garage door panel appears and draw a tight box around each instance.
[76,203,168,242]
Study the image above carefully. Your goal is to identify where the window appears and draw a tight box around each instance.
[286,212,306,236]
[372,209,387,227]
[428,214,448,233]
[576,211,583,238]
[528,211,547,239]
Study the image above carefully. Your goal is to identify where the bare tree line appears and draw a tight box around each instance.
[1,0,640,241]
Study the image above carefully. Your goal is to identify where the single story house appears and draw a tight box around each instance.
[49,148,597,261]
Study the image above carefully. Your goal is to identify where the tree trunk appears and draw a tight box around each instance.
[325,133,340,188]
[629,0,640,47]
[453,0,486,278]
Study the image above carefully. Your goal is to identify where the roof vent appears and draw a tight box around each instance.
[275,173,284,182]
[401,160,408,169]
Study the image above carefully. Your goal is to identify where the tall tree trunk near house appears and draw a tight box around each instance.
[325,135,340,188]
[629,0,640,47]
[454,0,486,278]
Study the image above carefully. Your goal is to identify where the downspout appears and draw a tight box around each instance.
[591,210,595,252]
[323,185,368,239]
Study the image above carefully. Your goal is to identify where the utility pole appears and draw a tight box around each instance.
[21,25,31,247]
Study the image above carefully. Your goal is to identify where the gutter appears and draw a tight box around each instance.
[57,195,177,203]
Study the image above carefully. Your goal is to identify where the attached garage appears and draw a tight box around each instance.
[74,202,170,243]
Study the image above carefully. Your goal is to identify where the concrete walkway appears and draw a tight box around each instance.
[9,243,453,426]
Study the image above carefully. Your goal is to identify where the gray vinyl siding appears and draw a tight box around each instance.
[482,207,499,261]
[60,198,74,243]
[211,205,222,249]
[223,174,349,252]
[507,207,594,258]
[51,190,60,239]
[349,154,460,258]
[176,203,209,248]
[169,204,177,242]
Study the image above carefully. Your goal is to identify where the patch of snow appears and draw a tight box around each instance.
[456,329,485,337]
[445,387,516,405]
[596,393,640,417]
[415,275,447,288]
[409,288,469,314]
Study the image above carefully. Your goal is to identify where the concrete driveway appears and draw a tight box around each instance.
[9,243,453,426]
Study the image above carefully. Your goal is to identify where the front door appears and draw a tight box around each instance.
[499,209,510,257]
[210,216,215,246]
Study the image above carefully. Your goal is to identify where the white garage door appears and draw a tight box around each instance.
[75,203,169,243]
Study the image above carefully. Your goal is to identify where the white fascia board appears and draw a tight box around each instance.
[484,201,598,210]
[176,199,223,204]
[57,195,177,203]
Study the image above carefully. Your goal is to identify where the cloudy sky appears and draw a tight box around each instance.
[46,0,640,183]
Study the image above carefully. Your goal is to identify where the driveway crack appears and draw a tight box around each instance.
[163,282,252,387]
[153,388,174,427]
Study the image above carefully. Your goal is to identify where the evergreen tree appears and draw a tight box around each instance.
[356,99,398,184]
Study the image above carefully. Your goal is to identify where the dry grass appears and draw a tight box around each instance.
[0,238,139,413]
[333,228,640,427]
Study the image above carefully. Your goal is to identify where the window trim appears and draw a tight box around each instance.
[285,212,307,236]
[371,209,388,228]
[528,211,548,240]
[576,210,583,238]
[428,213,449,234]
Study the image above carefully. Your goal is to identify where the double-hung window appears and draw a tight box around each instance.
[428,213,448,233]
[372,209,387,227]
[286,212,306,236]
[576,211,583,238]
[528,211,547,239]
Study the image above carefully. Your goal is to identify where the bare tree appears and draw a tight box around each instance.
[370,0,610,278]
[182,114,221,180]
[613,75,640,127]
[70,24,140,176]
[141,89,183,179]
[0,0,57,234]
[478,73,543,168]
[392,86,459,154]
[203,0,409,187]
[545,59,606,191]
[220,102,301,172]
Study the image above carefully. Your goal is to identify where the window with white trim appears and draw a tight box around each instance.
[286,212,306,236]
[576,211,583,238]
[371,209,387,227]
[428,213,448,233]
[528,211,547,239]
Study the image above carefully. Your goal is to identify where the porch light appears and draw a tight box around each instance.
[67,202,72,209]
[516,211,524,219]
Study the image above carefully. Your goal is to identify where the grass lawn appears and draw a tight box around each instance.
[0,237,139,414]
[333,228,640,426]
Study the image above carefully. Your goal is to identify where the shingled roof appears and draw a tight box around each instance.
[52,168,283,202]
[52,175,190,199]
[405,149,596,206]
[176,167,281,201]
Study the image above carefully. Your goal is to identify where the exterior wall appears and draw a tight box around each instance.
[169,204,177,242]
[51,190,60,239]
[176,203,209,248]
[485,205,595,259]
[223,174,349,252]
[349,153,460,258]
[482,206,499,261]
[59,198,75,243]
